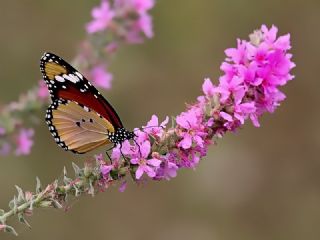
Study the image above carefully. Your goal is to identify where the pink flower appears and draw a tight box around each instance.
[0,224,6,231]
[101,164,113,176]
[154,156,178,180]
[114,0,155,42]
[217,25,295,127]
[216,75,245,103]
[105,42,119,54]
[138,13,153,38]
[86,1,115,34]
[202,78,215,97]
[132,0,155,13]
[130,141,161,179]
[90,65,113,89]
[234,101,256,124]
[143,115,168,137]
[37,80,49,100]
[176,107,207,150]
[15,128,34,156]
[225,39,248,64]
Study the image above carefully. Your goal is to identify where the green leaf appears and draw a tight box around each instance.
[0,209,4,216]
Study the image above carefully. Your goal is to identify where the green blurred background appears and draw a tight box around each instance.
[1,0,319,239]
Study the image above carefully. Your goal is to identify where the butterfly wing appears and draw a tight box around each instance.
[40,52,123,129]
[40,52,124,153]
[46,99,116,154]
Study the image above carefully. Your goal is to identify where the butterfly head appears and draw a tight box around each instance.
[107,128,135,145]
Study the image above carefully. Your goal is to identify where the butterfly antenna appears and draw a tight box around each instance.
[133,125,165,134]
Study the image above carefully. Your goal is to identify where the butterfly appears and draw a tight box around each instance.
[40,52,135,154]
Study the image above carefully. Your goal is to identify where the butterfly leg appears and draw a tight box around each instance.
[105,145,115,163]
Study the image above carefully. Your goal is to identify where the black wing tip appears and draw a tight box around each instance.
[40,52,63,63]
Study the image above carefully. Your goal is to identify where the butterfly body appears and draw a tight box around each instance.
[40,52,134,154]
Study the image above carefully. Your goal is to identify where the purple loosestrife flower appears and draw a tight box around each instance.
[176,108,207,150]
[137,13,153,38]
[101,164,113,176]
[216,24,295,127]
[143,114,169,138]
[154,153,179,180]
[86,1,115,34]
[132,0,155,13]
[202,78,215,97]
[115,0,155,43]
[90,65,113,90]
[130,141,161,179]
[15,128,34,156]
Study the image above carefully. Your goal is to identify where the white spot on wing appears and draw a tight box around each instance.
[55,76,65,82]
[63,74,79,83]
[75,72,83,80]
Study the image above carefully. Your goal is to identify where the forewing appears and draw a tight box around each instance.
[46,99,115,154]
[40,52,123,129]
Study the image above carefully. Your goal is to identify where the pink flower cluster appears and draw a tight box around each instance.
[90,65,113,89]
[86,0,155,43]
[0,81,47,156]
[215,25,295,128]
[76,0,156,91]
[0,128,34,156]
[15,129,34,156]
[99,25,295,185]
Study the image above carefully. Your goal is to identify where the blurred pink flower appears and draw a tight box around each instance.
[0,224,5,231]
[15,128,34,156]
[105,42,119,54]
[90,65,113,89]
[0,127,5,136]
[133,0,155,13]
[86,1,115,34]
[138,13,153,38]
[37,80,49,100]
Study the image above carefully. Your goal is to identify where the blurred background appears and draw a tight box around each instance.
[0,0,319,239]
